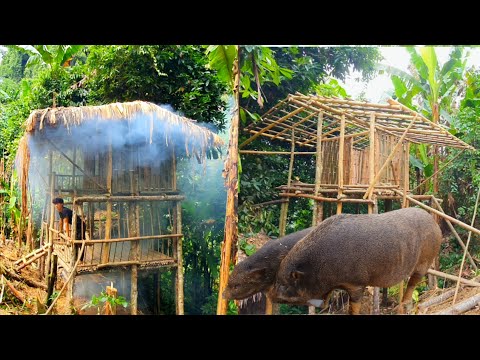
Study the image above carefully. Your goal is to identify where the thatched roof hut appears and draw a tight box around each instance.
[23,100,224,160]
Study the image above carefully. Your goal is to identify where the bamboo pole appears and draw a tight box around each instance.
[453,185,480,305]
[392,189,480,237]
[368,113,376,213]
[72,233,182,244]
[279,130,296,237]
[427,269,480,287]
[418,289,456,311]
[102,141,113,264]
[337,115,346,214]
[430,196,477,270]
[240,106,306,149]
[176,201,184,315]
[217,47,239,315]
[364,116,417,200]
[72,147,77,194]
[239,150,316,155]
[45,254,58,307]
[130,265,138,315]
[75,195,185,202]
[280,193,375,203]
[46,167,55,282]
[403,143,409,208]
[312,112,324,226]
[433,293,480,315]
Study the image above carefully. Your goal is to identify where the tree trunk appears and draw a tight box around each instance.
[217,46,240,315]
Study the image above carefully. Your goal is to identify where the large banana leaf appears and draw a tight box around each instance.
[206,45,237,89]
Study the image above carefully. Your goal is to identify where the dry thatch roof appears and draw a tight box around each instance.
[25,100,224,158]
[242,93,474,151]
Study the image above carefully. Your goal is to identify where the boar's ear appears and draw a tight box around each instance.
[290,270,305,280]
[250,268,266,278]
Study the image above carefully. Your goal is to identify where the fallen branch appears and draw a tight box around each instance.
[0,275,5,304]
[0,263,47,290]
[4,277,34,310]
[433,293,480,315]
[427,269,480,287]
[418,288,456,311]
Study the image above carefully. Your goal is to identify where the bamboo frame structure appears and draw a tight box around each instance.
[18,101,224,316]
[240,93,478,315]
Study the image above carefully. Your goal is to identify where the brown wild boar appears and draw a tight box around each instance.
[273,207,442,314]
[225,215,341,303]
[224,227,314,301]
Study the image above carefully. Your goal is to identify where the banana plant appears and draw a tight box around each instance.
[378,46,468,192]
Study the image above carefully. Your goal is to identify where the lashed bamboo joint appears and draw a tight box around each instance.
[16,101,225,315]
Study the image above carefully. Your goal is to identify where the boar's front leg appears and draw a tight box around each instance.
[345,286,365,315]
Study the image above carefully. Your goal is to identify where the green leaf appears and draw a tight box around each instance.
[409,155,424,170]
[419,47,439,101]
[206,45,237,89]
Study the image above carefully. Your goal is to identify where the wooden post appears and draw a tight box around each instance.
[336,115,346,215]
[382,199,393,307]
[102,141,113,264]
[46,168,55,282]
[175,201,184,315]
[46,254,58,307]
[368,113,376,214]
[154,271,161,314]
[72,147,77,195]
[104,284,118,315]
[403,143,410,208]
[312,112,324,225]
[368,194,380,314]
[128,154,140,315]
[216,46,239,315]
[131,265,138,315]
[279,129,296,237]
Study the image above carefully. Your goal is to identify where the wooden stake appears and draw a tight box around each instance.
[364,116,417,200]
[104,284,118,315]
[46,167,55,282]
[337,115,345,214]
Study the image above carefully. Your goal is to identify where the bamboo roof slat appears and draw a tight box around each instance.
[242,93,475,151]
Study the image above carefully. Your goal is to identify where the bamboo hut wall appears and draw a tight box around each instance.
[74,200,179,267]
[53,146,174,194]
[322,133,404,186]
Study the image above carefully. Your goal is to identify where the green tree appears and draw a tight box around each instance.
[86,45,228,131]
[380,46,468,192]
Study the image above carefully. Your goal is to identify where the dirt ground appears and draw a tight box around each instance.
[2,235,480,315]
[0,240,70,315]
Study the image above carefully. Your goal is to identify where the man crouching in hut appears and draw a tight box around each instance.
[52,197,86,261]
